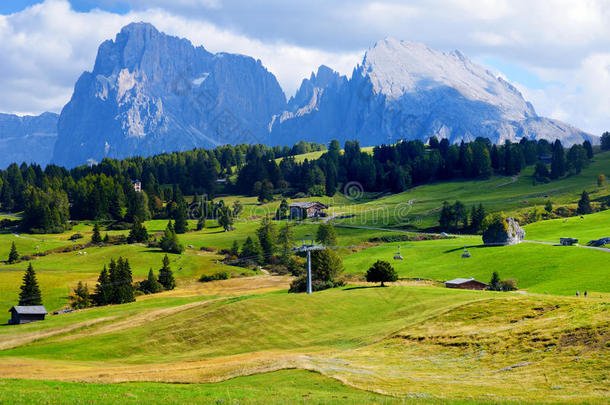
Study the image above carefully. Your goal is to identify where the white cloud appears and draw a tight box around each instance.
[0,0,608,134]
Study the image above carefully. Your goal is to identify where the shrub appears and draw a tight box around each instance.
[499,279,518,291]
[199,271,231,282]
[365,260,398,286]
[288,277,345,293]
[69,233,84,241]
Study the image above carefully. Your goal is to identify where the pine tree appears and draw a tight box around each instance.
[173,203,188,234]
[453,201,467,230]
[551,140,566,179]
[544,200,553,213]
[91,223,102,244]
[18,263,42,306]
[70,281,91,309]
[256,216,277,263]
[127,217,149,243]
[103,233,110,243]
[277,222,294,265]
[240,236,263,265]
[8,242,19,264]
[439,201,454,230]
[158,255,176,290]
[160,221,184,253]
[230,240,240,257]
[275,198,289,219]
[489,271,501,291]
[577,191,592,215]
[114,257,135,304]
[143,268,162,294]
[93,265,112,306]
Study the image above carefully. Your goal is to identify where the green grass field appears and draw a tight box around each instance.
[0,150,609,403]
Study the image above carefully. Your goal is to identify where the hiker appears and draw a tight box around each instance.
[576,290,579,297]
[584,291,588,298]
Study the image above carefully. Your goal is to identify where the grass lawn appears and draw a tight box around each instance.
[524,209,610,243]
[0,370,404,405]
[343,237,610,296]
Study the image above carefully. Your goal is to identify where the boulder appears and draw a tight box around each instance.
[483,217,525,246]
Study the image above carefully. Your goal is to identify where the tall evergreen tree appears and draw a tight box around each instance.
[127,217,149,243]
[159,221,184,253]
[275,198,289,219]
[142,268,162,294]
[489,271,501,291]
[453,201,467,230]
[158,255,176,290]
[114,257,135,304]
[70,281,91,309]
[173,203,188,234]
[7,242,19,264]
[256,216,277,262]
[439,201,454,230]
[240,236,263,265]
[577,191,592,215]
[91,223,102,244]
[18,263,42,306]
[551,140,566,179]
[218,206,234,232]
[93,265,112,306]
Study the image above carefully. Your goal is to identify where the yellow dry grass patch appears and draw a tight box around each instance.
[151,274,292,298]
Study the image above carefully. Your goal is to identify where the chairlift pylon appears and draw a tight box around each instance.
[461,246,471,258]
[394,245,403,260]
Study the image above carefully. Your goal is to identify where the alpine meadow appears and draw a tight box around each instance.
[0,1,609,404]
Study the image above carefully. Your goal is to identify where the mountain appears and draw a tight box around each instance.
[269,38,594,146]
[0,112,58,168]
[53,22,286,167]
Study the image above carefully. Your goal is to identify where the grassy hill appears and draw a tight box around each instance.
[0,284,606,403]
[524,209,610,243]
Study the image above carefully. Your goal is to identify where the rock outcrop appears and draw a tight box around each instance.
[483,217,525,246]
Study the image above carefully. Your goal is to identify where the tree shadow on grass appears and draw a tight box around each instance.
[443,244,491,253]
[343,285,379,291]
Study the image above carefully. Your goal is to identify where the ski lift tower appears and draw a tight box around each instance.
[292,234,325,294]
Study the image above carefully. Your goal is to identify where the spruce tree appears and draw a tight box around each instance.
[160,221,184,253]
[127,217,149,243]
[18,263,42,306]
[577,191,592,215]
[489,271,501,291]
[8,242,19,264]
[256,216,277,263]
[158,255,176,290]
[93,265,112,306]
[218,206,234,232]
[240,236,263,265]
[551,140,566,179]
[114,257,135,304]
[277,222,294,265]
[103,233,110,243]
[91,223,102,244]
[196,216,206,231]
[143,268,162,293]
[275,198,289,219]
[71,281,91,309]
[173,203,188,234]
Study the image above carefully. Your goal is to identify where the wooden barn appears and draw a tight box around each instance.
[8,305,48,325]
[444,278,487,291]
[289,201,328,219]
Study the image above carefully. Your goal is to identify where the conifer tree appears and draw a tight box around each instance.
[103,233,110,243]
[91,223,102,244]
[71,281,91,309]
[143,268,162,294]
[240,236,263,265]
[551,140,566,179]
[159,220,184,253]
[8,242,19,264]
[18,263,42,306]
[316,222,338,246]
[275,198,289,219]
[158,255,176,290]
[277,222,294,265]
[127,217,149,243]
[93,265,112,306]
[256,216,277,262]
[489,271,501,291]
[577,190,592,215]
[173,203,188,234]
[114,257,135,304]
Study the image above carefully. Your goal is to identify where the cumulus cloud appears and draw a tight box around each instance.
[0,0,608,134]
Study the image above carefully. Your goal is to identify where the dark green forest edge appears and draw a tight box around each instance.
[2,133,609,234]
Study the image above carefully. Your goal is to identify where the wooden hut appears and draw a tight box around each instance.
[8,306,48,325]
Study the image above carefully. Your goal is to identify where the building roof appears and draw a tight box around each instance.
[445,277,487,285]
[10,305,48,315]
[289,201,328,209]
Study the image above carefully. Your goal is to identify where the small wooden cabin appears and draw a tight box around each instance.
[289,202,328,219]
[8,305,48,325]
[444,278,487,291]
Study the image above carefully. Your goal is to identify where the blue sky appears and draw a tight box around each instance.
[0,0,608,134]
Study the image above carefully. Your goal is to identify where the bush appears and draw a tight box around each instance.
[69,233,84,241]
[199,246,217,252]
[499,279,518,291]
[288,277,345,293]
[199,271,231,282]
